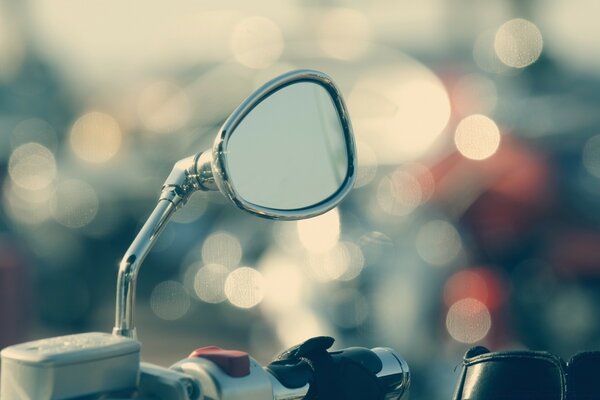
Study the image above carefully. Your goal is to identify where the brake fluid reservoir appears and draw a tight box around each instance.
[1,332,140,399]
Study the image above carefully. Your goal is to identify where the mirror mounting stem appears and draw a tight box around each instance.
[112,152,216,338]
[112,199,177,339]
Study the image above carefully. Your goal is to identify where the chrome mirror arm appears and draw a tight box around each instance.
[113,153,216,338]
[112,198,178,339]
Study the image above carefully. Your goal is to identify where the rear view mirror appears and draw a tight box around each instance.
[211,70,356,219]
[113,70,356,338]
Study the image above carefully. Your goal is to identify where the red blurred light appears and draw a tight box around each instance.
[443,267,506,310]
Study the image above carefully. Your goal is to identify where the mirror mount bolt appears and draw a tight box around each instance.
[158,152,217,210]
[194,151,218,191]
[160,152,218,204]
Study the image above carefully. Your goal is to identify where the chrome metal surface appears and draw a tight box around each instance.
[195,151,218,191]
[113,199,178,338]
[372,347,411,399]
[139,362,199,400]
[113,156,206,338]
[172,356,274,400]
[161,155,202,200]
[211,69,356,220]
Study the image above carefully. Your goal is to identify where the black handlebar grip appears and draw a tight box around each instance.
[267,336,409,400]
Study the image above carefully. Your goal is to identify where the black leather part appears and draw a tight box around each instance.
[567,351,600,400]
[464,346,490,359]
[270,336,341,399]
[329,347,383,375]
[452,347,566,400]
[338,358,383,400]
[268,336,385,400]
[267,359,314,389]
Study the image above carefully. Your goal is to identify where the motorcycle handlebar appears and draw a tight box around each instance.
[0,332,409,400]
[173,338,410,400]
[267,346,410,400]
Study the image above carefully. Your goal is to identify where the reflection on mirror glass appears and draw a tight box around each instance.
[226,82,349,210]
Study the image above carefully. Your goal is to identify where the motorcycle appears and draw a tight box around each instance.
[0,70,410,400]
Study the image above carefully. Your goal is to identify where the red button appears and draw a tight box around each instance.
[189,346,250,377]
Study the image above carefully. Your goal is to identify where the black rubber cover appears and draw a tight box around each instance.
[267,336,385,400]
[267,359,314,389]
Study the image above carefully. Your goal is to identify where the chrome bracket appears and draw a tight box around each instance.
[112,152,215,338]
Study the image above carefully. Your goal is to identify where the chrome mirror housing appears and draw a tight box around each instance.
[207,70,356,219]
[113,69,356,338]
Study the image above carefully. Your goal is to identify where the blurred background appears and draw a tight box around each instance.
[1,0,600,398]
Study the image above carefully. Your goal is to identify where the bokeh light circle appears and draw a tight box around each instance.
[454,114,501,160]
[338,241,365,281]
[50,179,99,228]
[8,143,56,190]
[150,280,191,320]
[473,29,512,74]
[446,298,492,344]
[224,267,265,308]
[70,111,122,163]
[307,242,349,282]
[3,180,53,225]
[193,263,229,304]
[494,18,543,68]
[376,171,422,216]
[416,220,462,266]
[201,232,242,268]
[307,241,364,282]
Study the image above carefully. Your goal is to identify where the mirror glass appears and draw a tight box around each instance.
[225,81,349,210]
